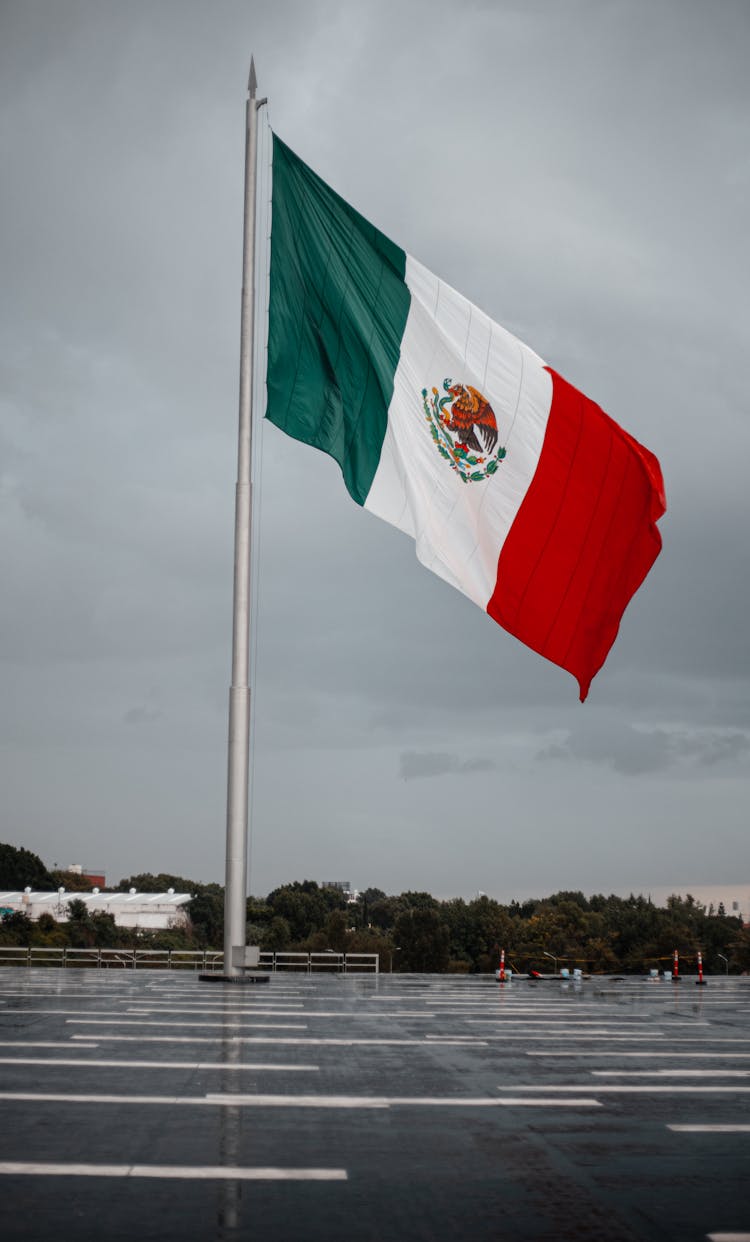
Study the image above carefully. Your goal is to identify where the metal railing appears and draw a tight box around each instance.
[0,947,223,970]
[0,947,378,973]
[258,952,379,974]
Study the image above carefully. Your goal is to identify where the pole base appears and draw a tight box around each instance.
[198,972,270,985]
[671,976,681,982]
[695,980,707,986]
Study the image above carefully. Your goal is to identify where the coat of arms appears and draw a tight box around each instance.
[422,380,506,483]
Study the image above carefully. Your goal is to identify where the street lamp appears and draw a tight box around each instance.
[543,951,557,975]
[718,953,729,976]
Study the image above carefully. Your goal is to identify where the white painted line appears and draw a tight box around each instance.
[499,1084,750,1095]
[465,1019,710,1027]
[66,1020,308,1030]
[18,1007,642,1026]
[127,1007,307,1013]
[427,1030,652,1039]
[0,1058,320,1071]
[594,1070,750,1078]
[0,1009,150,1016]
[0,993,141,999]
[0,1091,601,1109]
[528,1051,750,1059]
[206,1094,602,1109]
[706,1233,750,1241]
[463,1020,660,1027]
[481,1035,676,1042]
[491,1098,602,1107]
[0,1161,347,1181]
[425,1035,492,1042]
[69,1034,485,1047]
[125,1009,435,1019]
[130,1003,305,1009]
[0,1041,99,1049]
[670,1125,750,1133]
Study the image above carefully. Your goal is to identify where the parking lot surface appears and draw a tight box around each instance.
[1,969,748,1240]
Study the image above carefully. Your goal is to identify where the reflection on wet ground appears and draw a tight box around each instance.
[0,970,749,1240]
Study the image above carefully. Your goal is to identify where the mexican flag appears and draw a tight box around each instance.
[265,134,665,701]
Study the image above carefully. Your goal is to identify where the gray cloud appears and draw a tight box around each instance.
[539,722,750,776]
[123,702,163,727]
[399,752,495,782]
[1,0,748,896]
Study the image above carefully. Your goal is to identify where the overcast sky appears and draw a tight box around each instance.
[1,0,748,901]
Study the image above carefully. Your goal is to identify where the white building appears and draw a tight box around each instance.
[0,890,192,930]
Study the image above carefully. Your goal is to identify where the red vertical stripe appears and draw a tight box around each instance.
[487,368,665,701]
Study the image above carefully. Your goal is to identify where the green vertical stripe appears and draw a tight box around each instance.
[266,134,411,506]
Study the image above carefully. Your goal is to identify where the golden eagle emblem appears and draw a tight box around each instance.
[421,379,506,483]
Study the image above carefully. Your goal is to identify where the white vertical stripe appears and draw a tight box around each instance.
[364,254,552,608]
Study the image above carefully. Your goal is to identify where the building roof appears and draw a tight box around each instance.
[0,891,192,909]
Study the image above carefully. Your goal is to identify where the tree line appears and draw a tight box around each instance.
[1,844,748,973]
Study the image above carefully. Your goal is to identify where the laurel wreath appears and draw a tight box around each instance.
[421,384,506,484]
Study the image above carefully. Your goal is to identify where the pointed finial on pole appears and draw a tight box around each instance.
[248,57,257,99]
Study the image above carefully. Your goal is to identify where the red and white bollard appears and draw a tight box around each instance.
[672,949,680,982]
[696,949,707,986]
[498,948,506,982]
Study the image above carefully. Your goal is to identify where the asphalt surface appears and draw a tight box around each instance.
[0,968,748,1241]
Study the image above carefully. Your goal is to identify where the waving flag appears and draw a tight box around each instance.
[265,134,665,700]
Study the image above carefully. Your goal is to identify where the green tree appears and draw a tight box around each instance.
[247,897,271,925]
[368,896,405,932]
[0,843,55,890]
[245,898,272,947]
[50,869,95,892]
[728,926,750,973]
[361,888,387,903]
[116,872,199,893]
[262,916,292,951]
[88,911,119,948]
[64,898,95,947]
[30,913,67,949]
[399,891,440,911]
[322,909,349,952]
[188,888,224,947]
[266,881,345,941]
[0,911,33,946]
[393,907,450,973]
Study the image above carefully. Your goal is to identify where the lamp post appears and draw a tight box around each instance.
[718,953,729,976]
[543,951,557,975]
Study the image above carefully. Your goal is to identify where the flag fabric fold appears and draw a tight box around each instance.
[265,133,665,700]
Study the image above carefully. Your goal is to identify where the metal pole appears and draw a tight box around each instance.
[223,59,259,978]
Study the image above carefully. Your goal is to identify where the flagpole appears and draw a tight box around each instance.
[203,59,266,983]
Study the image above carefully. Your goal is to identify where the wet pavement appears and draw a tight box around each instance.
[0,969,748,1241]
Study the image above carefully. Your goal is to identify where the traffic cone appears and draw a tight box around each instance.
[695,950,707,986]
[672,949,680,982]
[497,948,506,982]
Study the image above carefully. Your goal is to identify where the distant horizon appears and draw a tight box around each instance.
[10,860,748,921]
[2,1,747,908]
